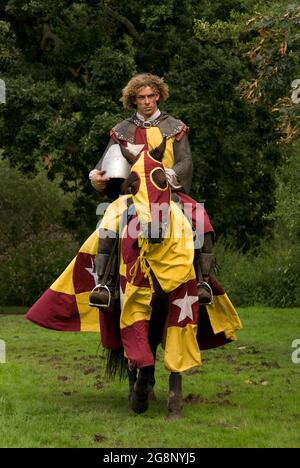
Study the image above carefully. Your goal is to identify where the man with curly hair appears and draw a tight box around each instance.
[90,73,192,195]
[89,73,215,308]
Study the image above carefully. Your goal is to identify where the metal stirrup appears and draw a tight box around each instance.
[197,281,214,305]
[89,284,112,308]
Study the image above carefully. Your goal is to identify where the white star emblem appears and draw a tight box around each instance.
[85,259,98,286]
[172,292,199,323]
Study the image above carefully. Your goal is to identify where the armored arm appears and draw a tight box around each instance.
[172,132,193,194]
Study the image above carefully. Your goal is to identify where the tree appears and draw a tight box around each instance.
[239,3,300,143]
[0,0,290,248]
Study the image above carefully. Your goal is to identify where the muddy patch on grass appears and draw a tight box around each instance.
[216,388,232,398]
[38,355,63,364]
[93,433,107,443]
[261,361,280,368]
[183,393,236,406]
[95,381,105,390]
[57,375,69,381]
[83,367,98,375]
[62,391,78,396]
[235,345,262,355]
[184,393,210,404]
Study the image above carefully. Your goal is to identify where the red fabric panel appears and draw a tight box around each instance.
[175,125,189,141]
[121,320,155,369]
[26,288,80,332]
[209,275,225,296]
[177,192,214,234]
[121,219,151,288]
[100,309,123,350]
[109,131,120,143]
[134,127,148,149]
[197,306,229,350]
[73,252,96,294]
[168,279,199,328]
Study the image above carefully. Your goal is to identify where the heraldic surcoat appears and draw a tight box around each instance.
[95,112,193,196]
[26,113,242,373]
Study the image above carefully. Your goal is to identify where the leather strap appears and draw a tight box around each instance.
[101,236,118,286]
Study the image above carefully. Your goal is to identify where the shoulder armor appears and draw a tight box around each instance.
[158,114,187,139]
[110,119,136,144]
[110,114,188,142]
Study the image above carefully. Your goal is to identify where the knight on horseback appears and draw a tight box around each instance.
[89,73,215,311]
[26,73,242,418]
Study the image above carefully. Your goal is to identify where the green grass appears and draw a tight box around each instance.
[0,307,299,448]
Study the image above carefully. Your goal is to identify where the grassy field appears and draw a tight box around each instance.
[0,307,299,448]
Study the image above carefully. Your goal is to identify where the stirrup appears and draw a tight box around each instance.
[89,284,112,308]
[197,281,214,305]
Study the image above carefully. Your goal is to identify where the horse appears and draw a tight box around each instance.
[25,137,242,419]
[99,138,241,418]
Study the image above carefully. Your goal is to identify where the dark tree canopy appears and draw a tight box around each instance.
[0,0,296,248]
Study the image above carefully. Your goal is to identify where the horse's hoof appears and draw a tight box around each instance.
[131,399,149,414]
[167,388,183,419]
[131,380,149,414]
[131,395,149,414]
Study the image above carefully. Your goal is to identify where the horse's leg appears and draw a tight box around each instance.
[167,372,183,419]
[127,366,137,402]
[147,361,157,401]
[131,365,154,414]
[126,323,156,403]
[127,362,156,402]
[146,290,168,402]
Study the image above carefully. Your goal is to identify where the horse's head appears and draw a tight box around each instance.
[120,138,171,244]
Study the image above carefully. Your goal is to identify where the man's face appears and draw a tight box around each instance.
[134,86,160,119]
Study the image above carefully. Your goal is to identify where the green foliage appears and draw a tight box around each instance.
[0,0,297,249]
[0,230,78,306]
[0,158,78,305]
[167,34,281,248]
[272,140,300,242]
[0,0,137,240]
[0,158,72,252]
[239,2,300,142]
[215,237,300,308]
[214,134,300,308]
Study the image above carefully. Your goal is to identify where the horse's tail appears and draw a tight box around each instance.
[103,347,128,381]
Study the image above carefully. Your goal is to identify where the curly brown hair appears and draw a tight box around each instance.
[120,73,169,109]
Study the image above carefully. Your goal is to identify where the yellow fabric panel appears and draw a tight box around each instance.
[76,291,100,332]
[164,324,201,372]
[206,293,242,340]
[146,127,175,168]
[51,257,76,295]
[119,259,126,278]
[120,283,152,329]
[79,230,99,255]
[131,154,151,225]
[146,201,195,293]
[99,195,131,233]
